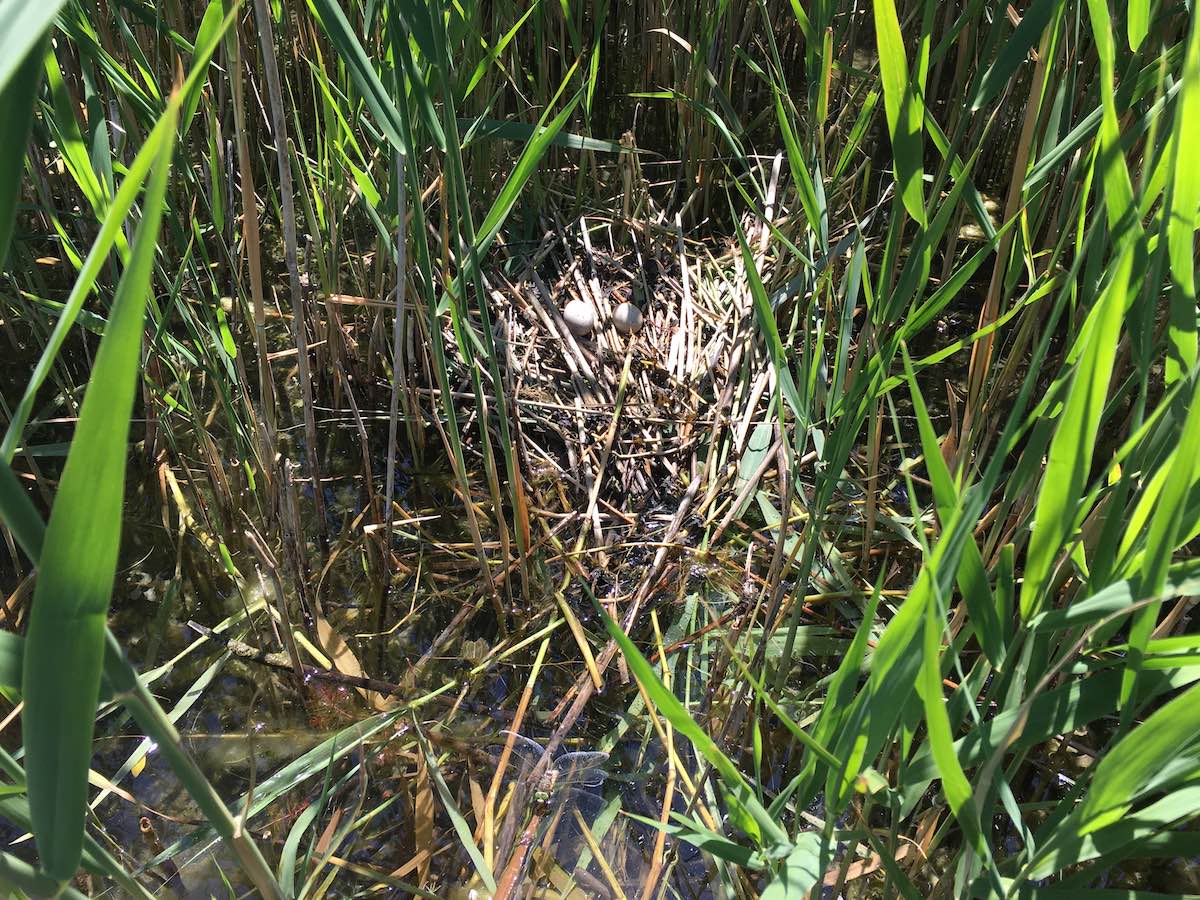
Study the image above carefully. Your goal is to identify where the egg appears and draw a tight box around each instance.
[612,301,643,335]
[563,299,595,336]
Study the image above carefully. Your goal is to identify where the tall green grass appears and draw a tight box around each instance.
[0,0,1198,897]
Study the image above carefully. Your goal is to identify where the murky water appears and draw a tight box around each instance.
[28,433,730,898]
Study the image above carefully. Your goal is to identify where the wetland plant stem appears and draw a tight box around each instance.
[251,0,326,536]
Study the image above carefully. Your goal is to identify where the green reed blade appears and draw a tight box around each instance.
[0,36,46,270]
[0,0,65,93]
[1163,10,1200,382]
[20,93,175,884]
[872,0,926,225]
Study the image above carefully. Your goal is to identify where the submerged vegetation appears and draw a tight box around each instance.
[1,0,1200,896]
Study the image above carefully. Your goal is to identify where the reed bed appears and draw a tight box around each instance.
[1,0,1200,898]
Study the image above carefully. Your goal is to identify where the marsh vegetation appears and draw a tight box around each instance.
[2,0,1200,897]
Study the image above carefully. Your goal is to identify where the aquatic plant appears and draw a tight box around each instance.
[1,0,1199,896]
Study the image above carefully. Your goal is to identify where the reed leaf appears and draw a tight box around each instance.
[20,93,176,884]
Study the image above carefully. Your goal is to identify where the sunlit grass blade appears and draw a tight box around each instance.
[917,568,989,868]
[309,0,408,153]
[1085,0,1140,242]
[1163,10,1200,382]
[1119,370,1200,708]
[0,0,65,93]
[1128,0,1150,50]
[872,0,926,224]
[19,93,177,884]
[1020,246,1132,619]
[474,90,582,254]
[904,346,1004,664]
[1077,680,1200,834]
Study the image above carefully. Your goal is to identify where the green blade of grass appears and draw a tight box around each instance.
[1020,246,1132,619]
[971,0,1059,111]
[1024,45,1184,192]
[590,585,790,850]
[783,582,880,812]
[734,217,805,422]
[624,811,768,868]
[723,635,843,774]
[43,44,107,217]
[916,567,989,863]
[1128,0,1150,50]
[824,578,925,806]
[278,763,359,899]
[462,0,541,98]
[1163,11,1200,383]
[1057,832,1200,889]
[474,91,583,254]
[279,799,325,899]
[0,460,45,562]
[773,87,824,244]
[0,0,65,93]
[904,347,1004,665]
[872,0,926,224]
[897,370,992,871]
[1085,0,1140,242]
[308,0,409,153]
[0,632,20,695]
[20,93,176,885]
[1077,681,1200,834]
[180,0,225,134]
[1120,370,1200,708]
[0,35,45,269]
